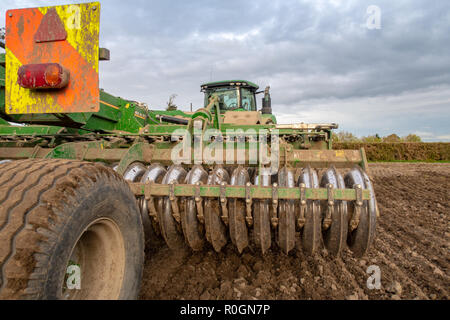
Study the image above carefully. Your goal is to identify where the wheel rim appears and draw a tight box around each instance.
[62,218,125,300]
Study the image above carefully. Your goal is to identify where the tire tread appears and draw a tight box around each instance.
[0,159,131,299]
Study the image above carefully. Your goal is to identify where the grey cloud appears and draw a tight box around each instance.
[0,0,449,140]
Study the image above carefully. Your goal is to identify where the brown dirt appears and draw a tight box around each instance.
[139,163,449,300]
[334,142,450,162]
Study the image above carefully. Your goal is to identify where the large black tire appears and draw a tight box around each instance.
[0,159,144,300]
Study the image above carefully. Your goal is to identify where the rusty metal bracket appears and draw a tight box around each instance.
[81,144,90,160]
[30,145,41,158]
[245,182,253,227]
[147,196,158,222]
[350,184,363,231]
[195,182,204,224]
[138,196,147,215]
[128,181,372,201]
[220,182,229,226]
[271,183,279,228]
[323,183,334,230]
[144,183,158,223]
[169,182,181,223]
[298,183,306,229]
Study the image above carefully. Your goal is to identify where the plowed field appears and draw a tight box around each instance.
[139,163,449,300]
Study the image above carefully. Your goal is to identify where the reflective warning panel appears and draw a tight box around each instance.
[5,2,100,114]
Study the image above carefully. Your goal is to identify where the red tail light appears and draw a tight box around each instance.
[17,63,70,89]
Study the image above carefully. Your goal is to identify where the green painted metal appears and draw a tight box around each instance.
[0,143,364,169]
[359,147,369,172]
[0,124,84,135]
[0,125,333,141]
[201,80,259,90]
[0,8,376,210]
[45,141,106,160]
[0,57,4,88]
[0,146,51,159]
[0,54,5,122]
[130,183,371,201]
[115,142,151,175]
[0,48,366,186]
[261,113,277,124]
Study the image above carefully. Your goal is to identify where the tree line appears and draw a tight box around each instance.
[332,132,422,143]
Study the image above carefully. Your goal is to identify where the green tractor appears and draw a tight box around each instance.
[0,3,377,299]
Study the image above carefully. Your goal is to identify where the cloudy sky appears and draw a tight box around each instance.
[1,0,449,141]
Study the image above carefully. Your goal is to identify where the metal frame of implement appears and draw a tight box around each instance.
[129,183,370,201]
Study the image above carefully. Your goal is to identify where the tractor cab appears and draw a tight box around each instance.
[201,80,259,112]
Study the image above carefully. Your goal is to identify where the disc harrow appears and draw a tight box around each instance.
[0,2,381,299]
[125,163,378,258]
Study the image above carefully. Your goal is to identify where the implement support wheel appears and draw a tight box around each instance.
[0,159,144,300]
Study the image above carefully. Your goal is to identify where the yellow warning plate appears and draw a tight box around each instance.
[5,2,100,114]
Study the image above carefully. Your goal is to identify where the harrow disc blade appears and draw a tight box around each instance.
[204,166,230,252]
[123,162,159,247]
[181,165,208,251]
[277,167,296,254]
[228,166,250,253]
[298,166,322,255]
[344,166,377,257]
[320,166,348,256]
[158,164,187,249]
[141,163,167,184]
[123,162,147,182]
[141,163,167,238]
[253,168,272,254]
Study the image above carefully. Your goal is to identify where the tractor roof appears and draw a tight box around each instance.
[201,80,259,91]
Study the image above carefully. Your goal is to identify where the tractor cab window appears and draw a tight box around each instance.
[206,87,239,111]
[240,88,256,111]
[205,87,256,112]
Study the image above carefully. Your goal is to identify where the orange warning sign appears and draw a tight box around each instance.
[5,2,100,114]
